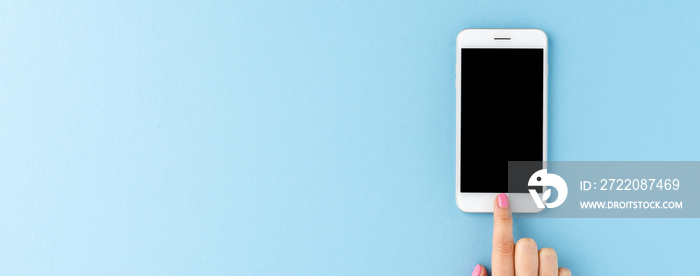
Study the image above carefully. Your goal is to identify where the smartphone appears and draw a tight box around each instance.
[455,29,547,213]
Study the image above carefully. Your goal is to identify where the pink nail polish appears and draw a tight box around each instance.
[471,264,481,276]
[497,193,509,208]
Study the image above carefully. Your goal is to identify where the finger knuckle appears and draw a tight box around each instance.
[494,241,515,254]
[539,247,558,260]
[494,215,512,226]
[494,212,512,223]
[516,238,537,248]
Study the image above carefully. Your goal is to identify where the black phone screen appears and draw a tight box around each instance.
[460,48,544,193]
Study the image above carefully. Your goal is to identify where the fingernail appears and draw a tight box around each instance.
[471,264,481,276]
[497,193,509,208]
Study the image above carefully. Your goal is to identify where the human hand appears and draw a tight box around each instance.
[472,193,571,276]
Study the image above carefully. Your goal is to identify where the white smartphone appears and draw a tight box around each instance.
[455,29,547,213]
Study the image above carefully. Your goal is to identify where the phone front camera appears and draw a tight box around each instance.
[537,176,542,181]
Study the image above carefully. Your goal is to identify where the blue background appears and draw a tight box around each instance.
[1,0,699,275]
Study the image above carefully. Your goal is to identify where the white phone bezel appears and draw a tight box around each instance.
[455,29,548,213]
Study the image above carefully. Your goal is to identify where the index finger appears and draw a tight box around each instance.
[492,193,514,276]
